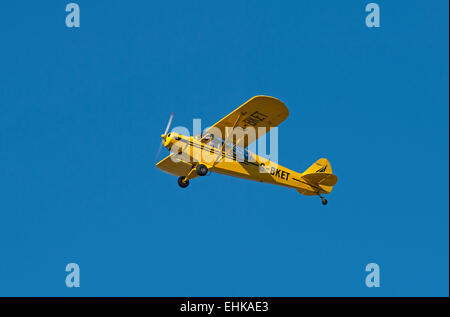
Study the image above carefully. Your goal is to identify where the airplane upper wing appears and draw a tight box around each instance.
[156,154,197,178]
[203,96,289,148]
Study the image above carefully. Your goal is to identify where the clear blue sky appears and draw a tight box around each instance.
[0,1,448,296]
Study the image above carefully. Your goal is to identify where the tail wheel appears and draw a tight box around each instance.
[196,164,208,176]
[317,193,328,205]
[177,176,189,188]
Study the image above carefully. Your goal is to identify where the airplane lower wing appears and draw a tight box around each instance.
[156,154,197,178]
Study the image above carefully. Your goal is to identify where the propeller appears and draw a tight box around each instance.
[155,112,173,161]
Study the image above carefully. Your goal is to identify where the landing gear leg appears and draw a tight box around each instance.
[318,194,328,205]
[177,165,198,188]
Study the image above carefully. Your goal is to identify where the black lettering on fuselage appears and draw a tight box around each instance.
[269,168,290,181]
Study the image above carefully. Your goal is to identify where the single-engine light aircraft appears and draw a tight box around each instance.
[155,96,338,205]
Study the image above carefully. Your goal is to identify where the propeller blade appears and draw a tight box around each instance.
[155,112,174,162]
[155,140,164,162]
[163,112,174,136]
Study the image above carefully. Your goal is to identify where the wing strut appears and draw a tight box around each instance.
[211,113,243,167]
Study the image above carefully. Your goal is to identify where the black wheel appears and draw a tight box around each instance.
[177,176,189,188]
[196,164,208,176]
[321,198,328,205]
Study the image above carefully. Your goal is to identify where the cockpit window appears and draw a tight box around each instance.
[203,134,214,142]
[197,135,255,162]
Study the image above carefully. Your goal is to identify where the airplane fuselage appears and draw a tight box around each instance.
[164,133,319,194]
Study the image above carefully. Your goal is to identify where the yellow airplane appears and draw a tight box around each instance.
[155,96,337,205]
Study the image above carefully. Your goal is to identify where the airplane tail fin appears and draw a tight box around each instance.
[303,158,332,174]
[296,158,338,196]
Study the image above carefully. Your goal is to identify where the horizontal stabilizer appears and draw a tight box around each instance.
[296,171,338,195]
[301,172,338,187]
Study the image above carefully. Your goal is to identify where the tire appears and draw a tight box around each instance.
[321,198,328,205]
[196,164,208,176]
[177,176,189,188]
